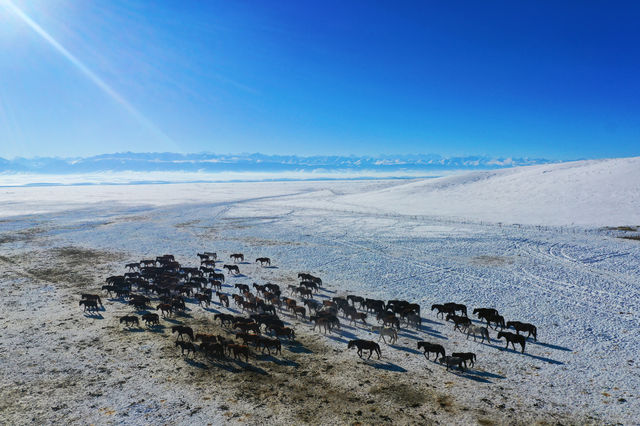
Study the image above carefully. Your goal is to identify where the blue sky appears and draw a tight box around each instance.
[0,0,639,160]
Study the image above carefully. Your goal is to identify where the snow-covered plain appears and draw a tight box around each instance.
[1,157,639,423]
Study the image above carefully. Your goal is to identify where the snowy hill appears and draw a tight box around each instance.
[335,156,640,226]
[1,156,638,227]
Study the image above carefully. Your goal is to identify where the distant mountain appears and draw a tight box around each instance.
[0,152,553,174]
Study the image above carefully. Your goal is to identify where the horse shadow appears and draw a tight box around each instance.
[286,342,313,354]
[84,312,104,319]
[398,332,422,341]
[447,369,492,383]
[316,294,330,299]
[238,262,250,265]
[422,330,448,340]
[470,369,506,380]
[163,318,182,324]
[389,344,421,355]
[487,343,564,365]
[233,274,247,278]
[530,340,572,352]
[256,354,299,367]
[203,358,241,373]
[421,316,443,326]
[146,325,165,333]
[336,329,358,340]
[520,351,564,365]
[124,327,145,333]
[321,288,337,294]
[264,266,278,269]
[185,358,209,369]
[339,323,357,331]
[362,360,408,372]
[326,334,349,344]
[232,360,268,375]
[203,307,220,314]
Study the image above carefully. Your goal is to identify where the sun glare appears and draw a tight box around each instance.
[0,0,177,149]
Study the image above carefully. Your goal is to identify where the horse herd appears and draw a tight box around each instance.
[82,250,539,374]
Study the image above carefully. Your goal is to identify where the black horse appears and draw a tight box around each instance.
[347,339,381,360]
[506,321,537,341]
[142,313,160,326]
[417,341,445,361]
[451,352,476,368]
[431,303,455,318]
[119,315,139,327]
[497,331,526,353]
[175,340,196,356]
[443,302,467,317]
[445,313,471,331]
[486,313,506,329]
[473,308,499,324]
[172,325,194,341]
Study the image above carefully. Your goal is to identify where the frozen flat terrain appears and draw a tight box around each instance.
[1,158,639,424]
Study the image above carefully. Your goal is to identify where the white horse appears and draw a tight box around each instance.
[371,326,398,344]
[464,324,490,343]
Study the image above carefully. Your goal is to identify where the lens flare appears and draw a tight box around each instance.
[1,0,176,147]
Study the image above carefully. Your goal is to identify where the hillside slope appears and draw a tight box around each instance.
[336,156,640,226]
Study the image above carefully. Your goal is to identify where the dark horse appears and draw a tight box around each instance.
[431,303,455,319]
[473,308,498,324]
[347,339,381,360]
[79,299,99,312]
[417,341,445,361]
[451,352,476,368]
[142,313,160,326]
[119,315,139,327]
[172,325,194,341]
[175,340,196,356]
[256,257,271,266]
[223,264,240,275]
[497,331,526,353]
[506,321,537,341]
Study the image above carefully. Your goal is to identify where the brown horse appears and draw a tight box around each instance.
[236,332,260,346]
[156,303,173,317]
[216,292,230,308]
[214,313,234,326]
[230,253,244,263]
[172,325,194,341]
[195,333,217,344]
[292,306,306,319]
[195,293,211,307]
[235,322,261,334]
[272,326,295,340]
[227,343,250,362]
[347,339,381,360]
[201,341,224,358]
[210,280,223,291]
[175,340,196,356]
[256,336,281,355]
[142,313,160,326]
[347,311,367,326]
